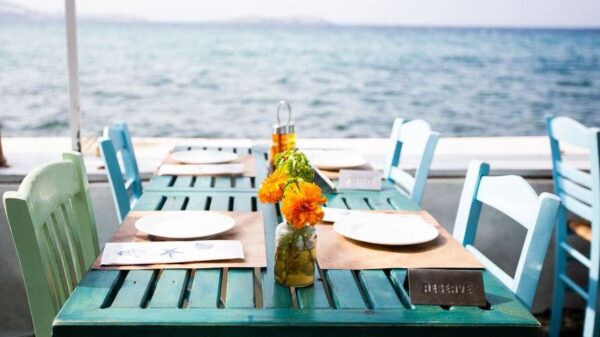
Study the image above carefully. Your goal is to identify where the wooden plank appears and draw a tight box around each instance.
[259,202,293,308]
[325,270,367,309]
[343,195,371,210]
[325,195,347,208]
[210,195,231,211]
[358,270,403,309]
[188,269,222,308]
[225,269,255,308]
[186,195,208,211]
[149,270,188,308]
[161,195,186,211]
[388,195,420,211]
[232,195,253,212]
[214,176,232,188]
[297,267,330,309]
[192,176,212,189]
[224,194,257,308]
[111,270,155,308]
[234,176,253,189]
[367,195,395,210]
[56,307,540,337]
[56,270,121,315]
[133,193,165,211]
[173,176,194,188]
[146,176,173,189]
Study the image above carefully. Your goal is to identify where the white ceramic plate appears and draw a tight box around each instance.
[304,150,368,170]
[135,211,236,240]
[333,213,439,246]
[170,150,238,165]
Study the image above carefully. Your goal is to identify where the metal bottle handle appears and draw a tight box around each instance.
[276,100,292,126]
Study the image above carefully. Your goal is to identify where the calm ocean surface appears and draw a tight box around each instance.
[1,22,599,138]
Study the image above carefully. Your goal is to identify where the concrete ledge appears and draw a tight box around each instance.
[0,136,590,183]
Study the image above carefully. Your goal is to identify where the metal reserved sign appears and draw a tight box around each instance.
[408,269,486,307]
[337,169,382,191]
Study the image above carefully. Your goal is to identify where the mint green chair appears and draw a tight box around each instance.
[3,152,99,337]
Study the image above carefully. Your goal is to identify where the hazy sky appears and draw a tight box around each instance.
[16,0,600,27]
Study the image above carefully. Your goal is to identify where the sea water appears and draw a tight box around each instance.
[1,22,599,138]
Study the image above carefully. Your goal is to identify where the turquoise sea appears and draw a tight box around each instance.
[1,22,599,138]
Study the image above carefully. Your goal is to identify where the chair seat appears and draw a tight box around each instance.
[568,219,592,242]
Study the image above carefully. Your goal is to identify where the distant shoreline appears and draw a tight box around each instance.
[5,18,600,31]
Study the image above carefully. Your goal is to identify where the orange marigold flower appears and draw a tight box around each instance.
[258,168,289,203]
[281,181,326,229]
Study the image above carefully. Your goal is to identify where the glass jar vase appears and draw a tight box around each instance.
[274,222,317,287]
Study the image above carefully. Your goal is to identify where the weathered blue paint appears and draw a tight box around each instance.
[453,160,560,310]
[99,122,142,222]
[547,116,600,337]
[383,118,440,206]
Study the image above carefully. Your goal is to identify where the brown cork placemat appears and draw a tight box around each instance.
[317,210,483,270]
[157,152,256,177]
[93,211,266,270]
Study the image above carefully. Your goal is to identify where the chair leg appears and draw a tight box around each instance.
[583,302,600,337]
[550,209,568,337]
[583,245,600,337]
[550,275,566,337]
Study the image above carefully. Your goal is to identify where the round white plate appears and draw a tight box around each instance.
[170,150,238,164]
[305,150,368,170]
[333,213,439,246]
[135,211,235,240]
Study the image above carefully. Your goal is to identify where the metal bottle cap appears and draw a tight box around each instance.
[273,100,294,134]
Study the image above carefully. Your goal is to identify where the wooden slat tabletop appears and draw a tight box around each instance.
[53,148,540,337]
[144,146,263,193]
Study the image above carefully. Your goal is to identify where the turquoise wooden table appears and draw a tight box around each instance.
[144,145,261,193]
[53,147,541,337]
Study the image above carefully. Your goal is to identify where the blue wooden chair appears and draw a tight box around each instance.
[547,116,600,337]
[383,118,440,206]
[99,122,142,222]
[453,160,560,309]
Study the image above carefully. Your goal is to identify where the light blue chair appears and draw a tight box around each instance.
[383,118,440,206]
[99,122,142,222]
[547,116,600,337]
[453,160,560,309]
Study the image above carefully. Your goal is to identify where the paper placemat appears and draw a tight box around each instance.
[101,240,245,266]
[157,152,256,177]
[93,211,267,270]
[317,210,483,270]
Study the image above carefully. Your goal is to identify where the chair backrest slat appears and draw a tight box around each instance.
[453,160,560,309]
[100,122,142,222]
[388,167,415,194]
[3,152,99,337]
[556,176,594,206]
[561,194,593,222]
[384,118,440,206]
[546,116,600,225]
[476,175,539,230]
[549,116,592,149]
[556,162,593,189]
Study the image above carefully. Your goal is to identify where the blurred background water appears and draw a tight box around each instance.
[1,22,599,138]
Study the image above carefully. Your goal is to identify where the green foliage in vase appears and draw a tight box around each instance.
[274,149,314,181]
